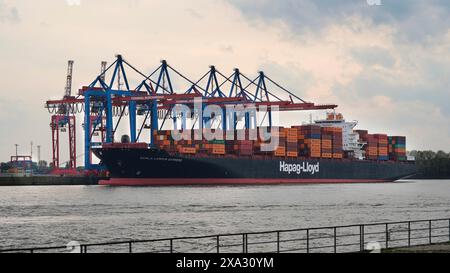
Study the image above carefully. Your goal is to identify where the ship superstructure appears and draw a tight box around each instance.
[314,112,365,159]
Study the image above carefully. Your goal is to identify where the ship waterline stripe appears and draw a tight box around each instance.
[99,178,391,186]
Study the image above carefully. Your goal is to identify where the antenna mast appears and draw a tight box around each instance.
[100,61,107,82]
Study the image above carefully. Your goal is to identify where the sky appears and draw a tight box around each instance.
[0,0,449,165]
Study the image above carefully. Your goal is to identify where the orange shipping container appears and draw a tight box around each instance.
[163,140,171,145]
[321,141,332,149]
[212,148,225,154]
[181,147,196,154]
[305,139,321,144]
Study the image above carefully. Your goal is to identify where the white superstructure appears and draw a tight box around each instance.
[314,112,365,159]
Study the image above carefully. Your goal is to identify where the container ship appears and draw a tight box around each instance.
[95,113,416,186]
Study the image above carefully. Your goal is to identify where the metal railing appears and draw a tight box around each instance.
[1,218,449,253]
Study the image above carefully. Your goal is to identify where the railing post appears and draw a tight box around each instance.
[385,223,389,249]
[216,236,219,253]
[360,225,365,252]
[448,219,450,242]
[245,234,248,253]
[429,220,432,244]
[242,234,246,253]
[306,229,310,253]
[333,227,337,253]
[129,241,132,253]
[277,231,280,253]
[408,221,411,247]
[170,239,173,253]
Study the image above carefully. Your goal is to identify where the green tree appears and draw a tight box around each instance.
[413,150,450,178]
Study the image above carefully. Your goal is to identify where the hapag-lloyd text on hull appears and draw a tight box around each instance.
[279,161,320,175]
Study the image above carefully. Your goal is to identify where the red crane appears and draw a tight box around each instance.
[49,60,78,175]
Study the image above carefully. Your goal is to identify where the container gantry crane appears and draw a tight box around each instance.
[49,60,77,175]
[46,55,338,171]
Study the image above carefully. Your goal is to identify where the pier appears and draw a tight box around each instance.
[0,175,100,186]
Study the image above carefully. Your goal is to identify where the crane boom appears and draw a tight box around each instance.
[64,60,74,98]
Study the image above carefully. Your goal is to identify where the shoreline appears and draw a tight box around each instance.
[0,175,100,186]
[0,175,448,186]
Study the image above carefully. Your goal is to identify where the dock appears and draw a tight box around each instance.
[0,175,101,186]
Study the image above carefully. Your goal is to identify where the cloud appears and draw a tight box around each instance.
[350,46,395,68]
[257,61,314,101]
[224,0,450,150]
[337,31,450,117]
[0,0,20,23]
[227,0,450,43]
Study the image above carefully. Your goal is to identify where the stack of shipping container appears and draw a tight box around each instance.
[153,130,174,152]
[320,128,333,158]
[236,140,253,156]
[272,128,286,157]
[286,128,298,157]
[210,140,226,155]
[297,125,321,158]
[332,128,343,159]
[388,136,407,161]
[354,130,368,141]
[374,134,388,161]
[355,130,406,161]
[366,135,378,160]
[355,130,377,160]
[151,125,405,161]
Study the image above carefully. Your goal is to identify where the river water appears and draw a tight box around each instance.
[0,179,449,250]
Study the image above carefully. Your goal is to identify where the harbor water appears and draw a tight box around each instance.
[0,179,449,249]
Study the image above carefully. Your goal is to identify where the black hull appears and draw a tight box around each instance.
[93,147,417,186]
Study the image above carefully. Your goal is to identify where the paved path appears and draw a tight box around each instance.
[384,243,450,253]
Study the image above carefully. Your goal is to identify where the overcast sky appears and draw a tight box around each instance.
[0,0,449,164]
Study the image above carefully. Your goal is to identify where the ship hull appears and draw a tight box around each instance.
[94,148,417,186]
